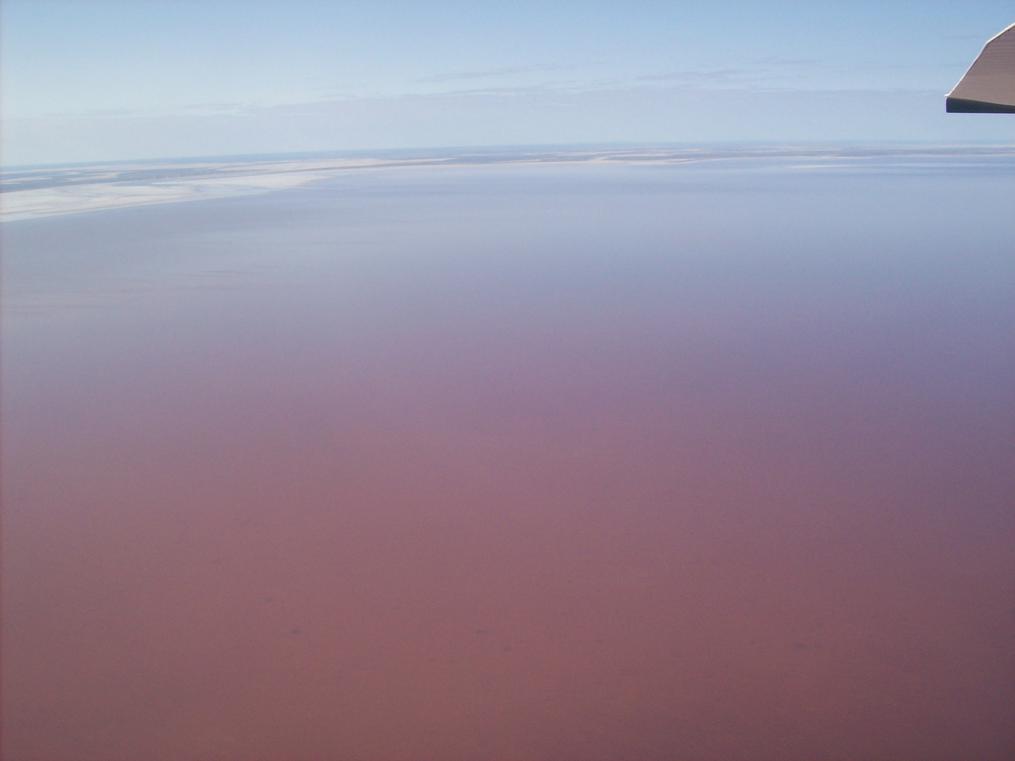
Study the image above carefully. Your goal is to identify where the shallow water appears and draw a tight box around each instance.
[3,156,1015,760]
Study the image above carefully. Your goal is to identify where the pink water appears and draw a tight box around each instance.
[3,161,1014,760]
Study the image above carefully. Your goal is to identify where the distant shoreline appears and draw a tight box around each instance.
[3,145,1014,223]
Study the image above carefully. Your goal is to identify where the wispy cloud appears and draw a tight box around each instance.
[40,107,143,118]
[752,55,822,67]
[416,63,576,84]
[180,101,250,115]
[635,68,747,84]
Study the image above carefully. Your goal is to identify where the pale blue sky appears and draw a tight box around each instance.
[2,1,1013,165]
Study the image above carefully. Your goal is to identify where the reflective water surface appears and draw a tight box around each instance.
[3,156,1015,760]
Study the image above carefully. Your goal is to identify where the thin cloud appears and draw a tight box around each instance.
[752,55,822,67]
[181,102,249,114]
[416,63,575,84]
[636,68,747,84]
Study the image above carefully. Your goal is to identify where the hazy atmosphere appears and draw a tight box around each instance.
[2,4,1014,761]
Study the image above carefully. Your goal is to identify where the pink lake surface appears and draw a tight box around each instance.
[3,158,1015,760]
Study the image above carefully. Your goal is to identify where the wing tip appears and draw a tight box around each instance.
[946,96,1015,114]
[946,22,1015,113]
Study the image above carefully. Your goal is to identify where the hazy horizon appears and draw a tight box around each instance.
[4,138,1015,171]
[5,143,1015,223]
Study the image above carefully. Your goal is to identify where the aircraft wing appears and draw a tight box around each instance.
[946,23,1015,113]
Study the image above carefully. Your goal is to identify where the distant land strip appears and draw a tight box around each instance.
[2,146,1014,222]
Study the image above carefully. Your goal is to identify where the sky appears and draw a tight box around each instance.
[2,0,1013,166]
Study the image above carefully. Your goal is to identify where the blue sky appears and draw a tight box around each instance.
[2,1,1013,165]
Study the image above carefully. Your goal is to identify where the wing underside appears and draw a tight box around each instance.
[946,23,1015,113]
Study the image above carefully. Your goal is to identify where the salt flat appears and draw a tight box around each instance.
[5,146,1014,223]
